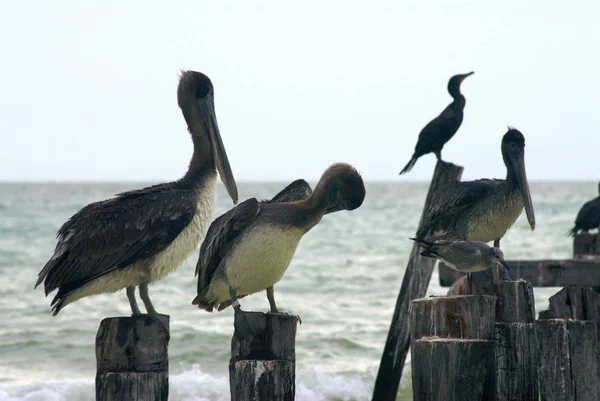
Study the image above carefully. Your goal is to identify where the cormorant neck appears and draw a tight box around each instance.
[448,83,464,100]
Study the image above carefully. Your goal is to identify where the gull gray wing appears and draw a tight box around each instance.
[432,241,483,266]
[195,198,260,293]
[36,185,197,301]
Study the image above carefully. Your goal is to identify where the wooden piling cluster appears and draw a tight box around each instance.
[372,161,464,401]
[537,285,600,400]
[410,280,540,401]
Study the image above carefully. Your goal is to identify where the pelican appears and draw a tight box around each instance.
[416,127,535,249]
[399,72,474,175]
[193,163,365,313]
[35,70,238,332]
[569,182,600,236]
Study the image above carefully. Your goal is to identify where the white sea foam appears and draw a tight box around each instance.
[0,366,378,401]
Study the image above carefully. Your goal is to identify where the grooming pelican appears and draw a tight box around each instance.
[193,163,365,312]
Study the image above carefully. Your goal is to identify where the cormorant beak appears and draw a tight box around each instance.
[199,97,239,204]
[507,148,535,230]
[460,71,475,82]
[500,260,510,271]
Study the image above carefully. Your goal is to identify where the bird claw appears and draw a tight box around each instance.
[145,312,170,342]
[268,311,302,325]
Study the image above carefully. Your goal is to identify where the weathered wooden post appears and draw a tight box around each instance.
[229,310,299,401]
[372,161,464,401]
[486,280,538,401]
[573,233,600,258]
[95,315,170,401]
[537,285,600,401]
[410,295,496,401]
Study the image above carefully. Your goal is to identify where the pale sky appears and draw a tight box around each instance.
[1,0,598,182]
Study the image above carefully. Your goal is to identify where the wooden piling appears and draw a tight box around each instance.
[410,295,496,401]
[573,233,600,258]
[229,310,299,401]
[537,285,600,401]
[439,259,600,288]
[372,161,464,401]
[95,315,169,401]
[486,280,539,401]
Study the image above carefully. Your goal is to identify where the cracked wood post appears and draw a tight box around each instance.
[95,315,170,401]
[537,285,600,401]
[372,160,464,401]
[410,295,496,401]
[229,310,299,401]
[484,280,539,401]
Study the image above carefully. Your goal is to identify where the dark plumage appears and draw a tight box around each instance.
[400,72,474,175]
[193,163,366,313]
[35,71,238,329]
[569,182,600,237]
[416,128,535,249]
[194,179,312,311]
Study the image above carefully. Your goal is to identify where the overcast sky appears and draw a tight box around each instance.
[1,1,598,182]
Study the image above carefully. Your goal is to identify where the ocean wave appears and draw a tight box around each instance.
[0,365,379,401]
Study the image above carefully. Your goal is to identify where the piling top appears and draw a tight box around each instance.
[410,295,496,341]
[96,316,169,374]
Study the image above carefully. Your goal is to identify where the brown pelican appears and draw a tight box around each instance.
[569,182,600,236]
[194,178,312,311]
[35,70,238,332]
[415,128,534,289]
[416,127,535,248]
[193,163,365,313]
[399,72,474,175]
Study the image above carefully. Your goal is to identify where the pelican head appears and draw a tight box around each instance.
[177,70,238,204]
[501,127,535,230]
[314,163,366,214]
[447,71,474,98]
[490,247,509,270]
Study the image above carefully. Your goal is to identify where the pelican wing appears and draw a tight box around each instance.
[417,179,502,239]
[195,198,260,292]
[36,184,197,297]
[270,179,312,203]
[574,197,600,229]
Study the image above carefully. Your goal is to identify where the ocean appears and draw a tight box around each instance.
[0,181,595,401]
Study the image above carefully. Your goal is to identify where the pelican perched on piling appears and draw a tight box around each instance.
[399,72,474,175]
[193,163,365,313]
[569,182,600,237]
[35,71,238,331]
[416,127,535,248]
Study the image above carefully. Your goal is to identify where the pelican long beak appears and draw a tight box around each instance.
[509,151,535,230]
[199,97,238,204]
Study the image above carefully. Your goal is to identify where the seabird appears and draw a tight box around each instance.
[399,72,474,175]
[35,70,238,332]
[193,163,365,313]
